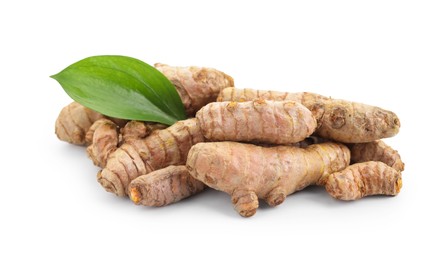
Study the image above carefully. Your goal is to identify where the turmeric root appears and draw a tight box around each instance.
[155,63,234,116]
[348,140,405,172]
[196,100,317,144]
[186,141,350,217]
[55,102,126,145]
[97,118,205,196]
[120,121,167,143]
[85,120,167,168]
[217,87,400,143]
[86,119,120,168]
[325,161,402,200]
[129,165,205,206]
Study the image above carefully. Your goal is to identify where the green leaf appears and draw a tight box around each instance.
[51,55,186,125]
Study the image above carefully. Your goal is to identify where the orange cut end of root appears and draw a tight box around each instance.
[130,187,142,204]
[395,178,403,193]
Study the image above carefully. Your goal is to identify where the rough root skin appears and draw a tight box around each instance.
[186,142,350,217]
[86,120,167,169]
[155,63,234,116]
[325,161,402,200]
[196,100,317,144]
[129,165,205,206]
[217,87,400,143]
[316,100,400,143]
[55,102,106,145]
[121,121,167,143]
[232,190,259,217]
[86,119,119,168]
[349,140,405,172]
[55,102,127,146]
[97,118,205,196]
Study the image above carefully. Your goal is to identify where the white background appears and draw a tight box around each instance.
[1,0,447,259]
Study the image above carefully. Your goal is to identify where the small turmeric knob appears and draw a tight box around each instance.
[325,161,402,200]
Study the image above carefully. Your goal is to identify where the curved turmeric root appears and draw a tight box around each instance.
[186,142,350,217]
[86,119,119,168]
[97,118,205,196]
[85,120,167,168]
[196,100,317,144]
[349,140,405,172]
[55,102,102,145]
[55,102,107,145]
[325,161,402,200]
[155,63,234,116]
[217,87,400,143]
[55,102,127,146]
[129,165,205,206]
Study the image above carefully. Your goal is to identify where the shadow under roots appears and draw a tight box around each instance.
[134,188,241,218]
[256,186,340,212]
[286,186,347,207]
[190,189,240,218]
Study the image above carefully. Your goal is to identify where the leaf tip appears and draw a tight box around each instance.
[50,73,59,80]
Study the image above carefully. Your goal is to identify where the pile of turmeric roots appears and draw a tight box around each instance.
[55,63,404,217]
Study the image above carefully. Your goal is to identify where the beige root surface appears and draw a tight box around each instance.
[120,121,167,143]
[217,87,400,143]
[187,141,350,217]
[86,119,120,168]
[129,165,205,207]
[325,161,402,200]
[155,63,234,116]
[55,102,121,145]
[349,140,405,172]
[85,120,167,168]
[97,118,205,197]
[196,100,317,144]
